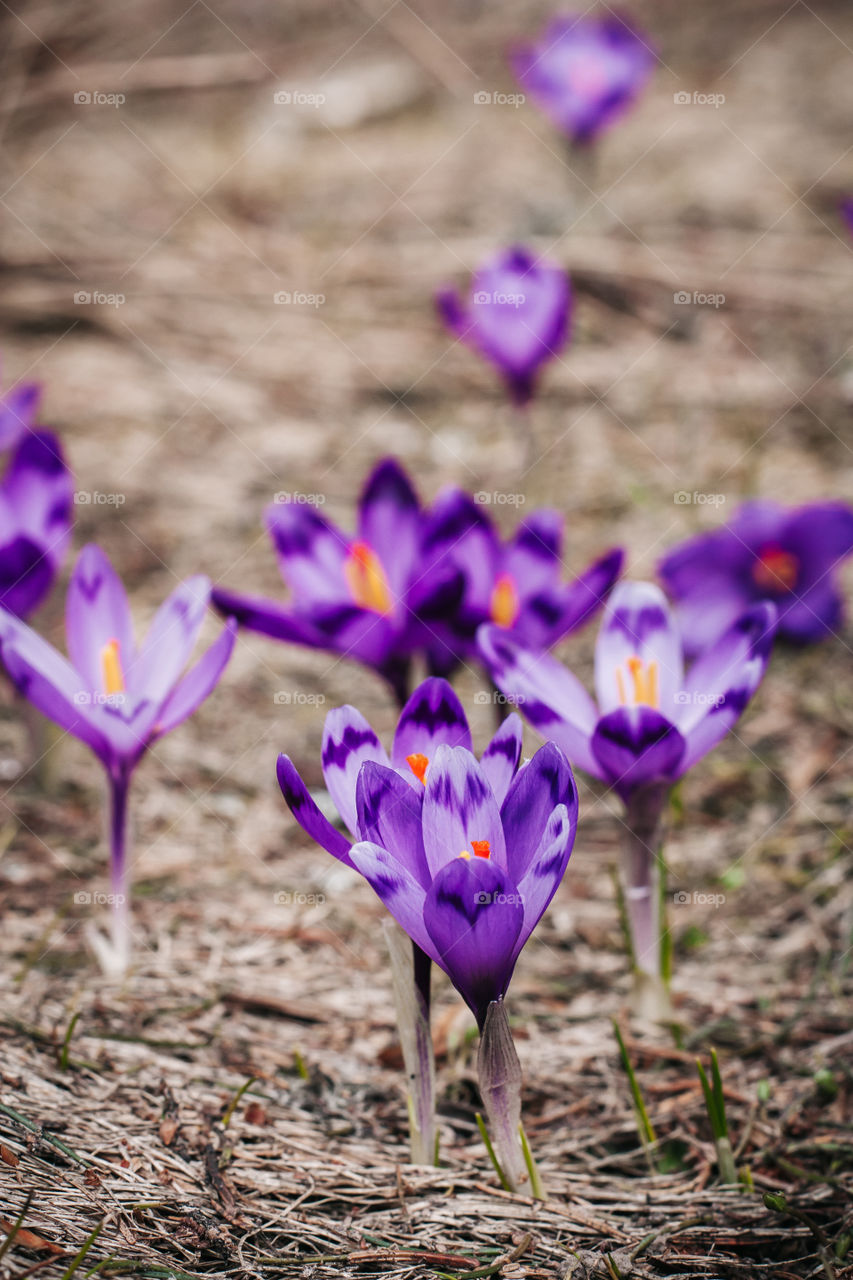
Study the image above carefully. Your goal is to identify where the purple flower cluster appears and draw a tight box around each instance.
[213,457,622,701]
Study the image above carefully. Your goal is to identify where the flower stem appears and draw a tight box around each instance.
[383,922,436,1165]
[477,1000,541,1195]
[106,769,131,977]
[621,785,673,1021]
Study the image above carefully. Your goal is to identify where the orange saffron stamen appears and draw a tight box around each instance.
[752,546,798,594]
[619,655,659,709]
[470,840,491,859]
[343,540,393,615]
[489,573,520,628]
[100,639,125,696]
[406,753,429,784]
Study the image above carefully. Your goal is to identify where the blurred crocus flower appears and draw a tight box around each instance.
[213,459,464,706]
[436,246,571,406]
[0,545,236,975]
[0,430,73,619]
[510,12,655,146]
[480,582,775,1016]
[659,500,853,654]
[0,375,41,451]
[421,488,622,668]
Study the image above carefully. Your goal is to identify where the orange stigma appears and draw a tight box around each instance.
[343,540,393,615]
[458,840,492,862]
[752,545,798,594]
[100,639,125,696]
[489,573,520,628]
[616,655,659,709]
[406,753,429,784]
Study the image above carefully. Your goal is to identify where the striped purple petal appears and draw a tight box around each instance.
[66,545,137,697]
[276,753,355,866]
[349,840,438,964]
[500,742,576,881]
[512,803,575,966]
[356,760,429,887]
[594,581,683,714]
[391,677,472,785]
[479,712,523,805]
[321,705,390,837]
[421,744,506,877]
[591,705,686,802]
[423,857,524,1027]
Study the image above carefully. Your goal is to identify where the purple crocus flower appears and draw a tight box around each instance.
[277,676,539,1164]
[479,581,775,1014]
[421,487,622,668]
[436,246,571,406]
[282,682,577,1024]
[0,431,73,620]
[658,500,853,654]
[510,12,656,146]
[213,459,464,706]
[0,544,236,974]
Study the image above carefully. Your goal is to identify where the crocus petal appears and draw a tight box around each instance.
[776,581,844,644]
[66,545,136,695]
[478,624,602,778]
[357,458,420,601]
[594,581,683,713]
[436,287,473,342]
[4,430,73,567]
[500,741,577,880]
[515,546,624,650]
[355,761,429,886]
[591,705,686,802]
[512,803,576,966]
[503,509,564,599]
[349,840,439,964]
[421,744,506,876]
[0,609,114,765]
[423,857,523,1024]
[276,753,355,866]
[677,603,776,773]
[151,618,236,740]
[130,576,211,708]
[391,677,472,783]
[321,705,390,837]
[422,488,499,614]
[211,586,329,646]
[265,502,349,605]
[480,713,523,805]
[0,383,40,449]
[0,538,55,620]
